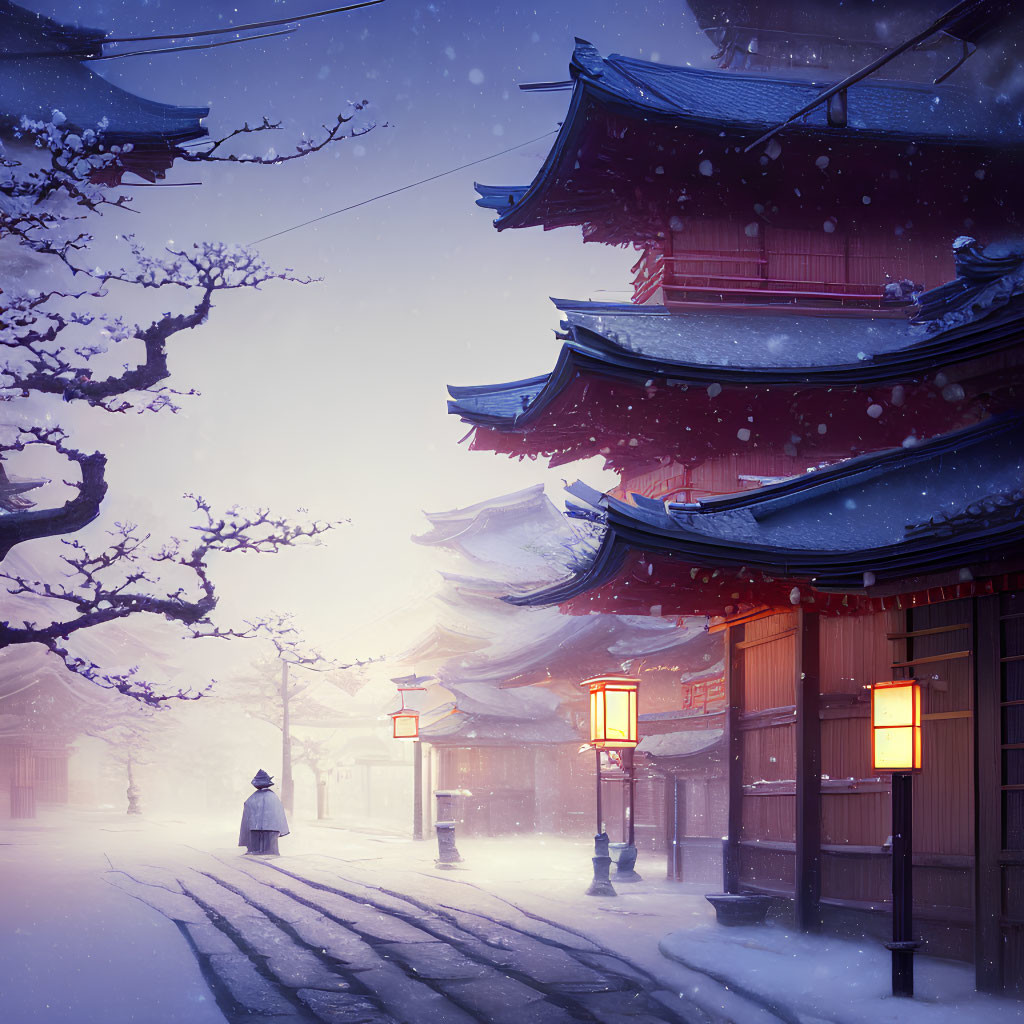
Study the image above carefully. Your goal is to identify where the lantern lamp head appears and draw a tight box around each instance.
[390,709,420,741]
[870,680,922,773]
[581,675,639,749]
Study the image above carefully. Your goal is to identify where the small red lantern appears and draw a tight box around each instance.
[581,675,639,749]
[389,673,430,741]
[870,680,922,773]
[390,709,420,740]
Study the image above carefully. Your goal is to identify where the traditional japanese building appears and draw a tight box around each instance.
[0,1,208,181]
[450,5,1024,993]
[406,485,724,847]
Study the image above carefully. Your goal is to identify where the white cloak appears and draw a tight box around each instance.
[238,788,290,846]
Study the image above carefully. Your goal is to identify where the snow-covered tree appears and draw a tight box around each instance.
[225,616,374,814]
[0,109,372,706]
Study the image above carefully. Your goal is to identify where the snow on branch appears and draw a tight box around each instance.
[181,104,377,166]
[0,498,341,706]
[2,240,311,413]
[1,106,363,702]
[246,612,382,674]
[0,427,107,560]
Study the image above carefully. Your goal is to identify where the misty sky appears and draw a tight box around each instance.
[20,1,710,683]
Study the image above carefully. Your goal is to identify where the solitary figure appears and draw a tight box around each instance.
[239,769,290,855]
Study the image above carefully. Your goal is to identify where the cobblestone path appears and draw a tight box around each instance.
[104,848,760,1024]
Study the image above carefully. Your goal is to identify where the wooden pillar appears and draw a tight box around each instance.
[666,775,686,881]
[975,594,1003,992]
[795,608,822,932]
[413,740,424,840]
[280,660,294,816]
[724,622,745,893]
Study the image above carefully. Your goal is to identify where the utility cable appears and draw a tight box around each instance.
[103,2,385,45]
[250,129,557,245]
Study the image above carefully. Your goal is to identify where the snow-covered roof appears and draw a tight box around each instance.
[420,708,579,745]
[507,414,1024,614]
[637,727,723,759]
[477,39,1024,237]
[0,2,207,147]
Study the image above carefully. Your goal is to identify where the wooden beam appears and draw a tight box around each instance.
[735,628,797,650]
[975,594,1003,993]
[891,650,971,668]
[724,622,745,894]
[795,608,822,933]
[886,624,969,640]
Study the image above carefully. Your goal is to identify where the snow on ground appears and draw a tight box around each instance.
[320,825,1024,1024]
[2,808,1023,1024]
[0,810,226,1024]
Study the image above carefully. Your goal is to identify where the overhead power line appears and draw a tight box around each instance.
[103,2,385,45]
[250,129,557,245]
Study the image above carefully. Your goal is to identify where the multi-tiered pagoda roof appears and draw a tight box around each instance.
[507,414,1024,618]
[476,40,1024,244]
[450,251,1024,472]
[405,486,717,742]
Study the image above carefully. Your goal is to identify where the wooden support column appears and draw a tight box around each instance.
[413,740,424,841]
[974,595,1003,992]
[724,622,745,893]
[666,776,686,881]
[795,608,822,931]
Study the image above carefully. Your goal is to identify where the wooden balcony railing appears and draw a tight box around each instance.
[631,249,915,316]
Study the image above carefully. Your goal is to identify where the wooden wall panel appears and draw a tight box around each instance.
[819,611,896,695]
[635,775,666,852]
[1003,926,1024,996]
[684,778,728,838]
[821,792,890,846]
[739,845,795,893]
[1004,866,1024,919]
[763,226,845,286]
[821,717,872,780]
[742,794,796,842]
[844,224,952,290]
[821,851,889,903]
[916,865,973,913]
[688,453,811,498]
[742,725,796,784]
[743,634,797,711]
[916,718,975,855]
[745,612,796,643]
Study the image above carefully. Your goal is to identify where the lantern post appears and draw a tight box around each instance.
[390,674,431,842]
[871,679,923,998]
[581,675,639,896]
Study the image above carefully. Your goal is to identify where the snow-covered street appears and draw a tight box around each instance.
[3,810,1023,1024]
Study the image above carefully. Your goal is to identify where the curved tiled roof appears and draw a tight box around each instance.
[450,290,1024,466]
[477,40,1024,238]
[507,414,1024,609]
[0,3,207,146]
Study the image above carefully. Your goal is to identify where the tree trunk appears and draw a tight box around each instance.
[316,766,328,820]
[281,661,294,815]
[126,754,142,814]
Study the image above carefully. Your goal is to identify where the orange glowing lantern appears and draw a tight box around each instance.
[390,709,420,740]
[870,680,922,773]
[389,674,430,741]
[582,675,639,749]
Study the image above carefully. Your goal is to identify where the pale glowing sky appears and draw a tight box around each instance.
[17,1,708,684]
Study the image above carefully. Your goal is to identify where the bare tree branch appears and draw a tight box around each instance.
[0,428,106,560]
[0,500,340,706]
[181,105,377,166]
